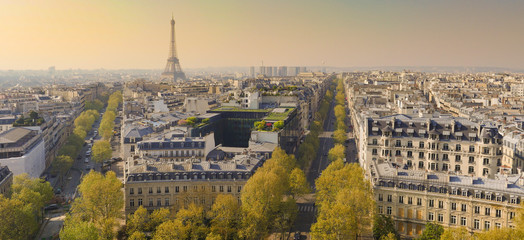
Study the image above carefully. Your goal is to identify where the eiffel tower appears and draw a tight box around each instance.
[162,15,186,81]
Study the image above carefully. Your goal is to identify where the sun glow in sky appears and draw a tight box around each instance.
[1,0,523,70]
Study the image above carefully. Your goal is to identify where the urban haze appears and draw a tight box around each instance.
[0,1,523,240]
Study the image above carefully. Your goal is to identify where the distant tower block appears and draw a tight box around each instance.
[162,15,186,81]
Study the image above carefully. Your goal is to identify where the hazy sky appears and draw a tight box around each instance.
[1,0,523,70]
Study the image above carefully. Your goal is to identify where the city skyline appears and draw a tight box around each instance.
[1,0,524,70]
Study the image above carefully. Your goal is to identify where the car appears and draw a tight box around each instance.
[54,188,61,194]
[294,231,301,240]
[40,175,49,181]
[85,165,92,171]
[84,158,89,163]
[44,204,60,211]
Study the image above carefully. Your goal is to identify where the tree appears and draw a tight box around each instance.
[73,126,88,140]
[312,161,375,240]
[148,207,171,232]
[92,140,112,163]
[240,147,306,240]
[373,214,399,240]
[297,141,315,169]
[254,120,267,131]
[334,105,345,120]
[474,228,515,240]
[58,144,80,159]
[11,173,53,216]
[187,116,198,123]
[175,203,208,239]
[99,110,116,140]
[328,144,345,162]
[71,171,123,240]
[51,155,73,177]
[29,110,39,119]
[440,227,472,240]
[337,119,346,131]
[336,91,345,105]
[106,91,122,113]
[274,197,298,240]
[60,217,99,240]
[0,195,39,240]
[206,232,223,240]
[241,152,289,239]
[154,220,187,240]
[208,194,241,240]
[273,120,284,131]
[333,129,347,145]
[129,231,147,240]
[515,202,524,238]
[75,113,95,130]
[310,120,322,134]
[289,168,310,197]
[128,231,147,240]
[85,99,104,111]
[241,168,284,239]
[325,90,333,100]
[127,205,149,235]
[380,232,398,240]
[418,222,443,240]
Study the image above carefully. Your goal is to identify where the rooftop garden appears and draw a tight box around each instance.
[264,107,295,121]
[258,85,299,96]
[178,117,210,128]
[257,85,298,92]
[211,106,271,113]
[13,111,45,126]
[253,120,284,132]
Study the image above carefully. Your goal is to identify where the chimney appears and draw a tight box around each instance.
[391,117,396,128]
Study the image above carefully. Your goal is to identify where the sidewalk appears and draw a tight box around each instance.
[35,211,65,240]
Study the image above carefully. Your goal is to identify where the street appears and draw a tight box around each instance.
[293,84,358,238]
[37,108,123,239]
[306,94,336,189]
